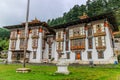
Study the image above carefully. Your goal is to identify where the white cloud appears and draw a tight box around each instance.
[0,0,87,27]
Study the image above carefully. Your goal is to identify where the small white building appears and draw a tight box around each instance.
[4,13,119,64]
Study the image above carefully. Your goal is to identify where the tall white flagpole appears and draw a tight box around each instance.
[23,0,30,68]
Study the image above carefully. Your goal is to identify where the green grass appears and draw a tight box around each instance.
[0,64,120,80]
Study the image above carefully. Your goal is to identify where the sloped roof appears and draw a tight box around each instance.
[3,19,55,35]
[51,12,118,31]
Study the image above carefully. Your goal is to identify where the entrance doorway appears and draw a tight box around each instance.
[12,50,30,62]
[12,52,24,61]
[75,51,81,60]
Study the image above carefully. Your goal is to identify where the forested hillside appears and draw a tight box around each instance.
[0,28,10,51]
[47,0,120,27]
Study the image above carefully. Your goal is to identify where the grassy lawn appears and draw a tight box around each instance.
[0,64,120,80]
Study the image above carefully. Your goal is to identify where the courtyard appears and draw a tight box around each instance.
[0,63,120,80]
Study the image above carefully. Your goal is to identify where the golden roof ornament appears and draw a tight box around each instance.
[79,12,89,19]
[22,17,40,25]
[31,17,41,23]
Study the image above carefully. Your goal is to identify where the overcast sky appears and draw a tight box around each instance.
[0,0,87,27]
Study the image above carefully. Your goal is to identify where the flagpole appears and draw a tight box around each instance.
[23,0,30,68]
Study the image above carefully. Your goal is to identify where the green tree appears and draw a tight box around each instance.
[0,28,10,51]
[0,39,9,51]
[47,0,120,27]
[0,28,10,39]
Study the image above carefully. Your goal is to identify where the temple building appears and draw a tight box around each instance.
[4,18,55,63]
[4,12,119,64]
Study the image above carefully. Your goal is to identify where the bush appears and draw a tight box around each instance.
[117,55,120,62]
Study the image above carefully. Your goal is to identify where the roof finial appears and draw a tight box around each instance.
[79,12,89,19]
[30,17,40,23]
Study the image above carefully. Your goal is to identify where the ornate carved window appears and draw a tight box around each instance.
[98,50,104,59]
[66,41,69,51]
[33,51,36,59]
[73,28,79,36]
[98,37,102,46]
[88,38,93,49]
[88,27,92,36]
[42,39,45,49]
[69,29,73,37]
[81,39,85,47]
[56,42,63,51]
[32,39,38,48]
[56,31,63,41]
[11,40,16,49]
[48,55,51,59]
[32,29,38,35]
[10,31,17,39]
[66,53,70,59]
[95,36,105,47]
[80,27,85,35]
[71,39,85,50]
[60,42,63,50]
[87,51,92,59]
[20,39,24,49]
[66,29,69,39]
[58,32,61,38]
[93,24,105,33]
[20,30,25,38]
[32,29,39,38]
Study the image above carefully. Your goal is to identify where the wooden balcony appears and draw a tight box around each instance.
[11,46,15,49]
[10,37,17,40]
[20,46,24,49]
[19,36,25,39]
[57,49,62,53]
[32,46,38,49]
[70,35,86,40]
[94,32,106,37]
[20,46,28,49]
[96,46,106,50]
[31,35,39,39]
[71,46,85,50]
[56,38,63,42]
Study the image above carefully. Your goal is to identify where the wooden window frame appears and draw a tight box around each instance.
[88,38,93,49]
[87,51,92,59]
[98,51,104,59]
[33,51,36,59]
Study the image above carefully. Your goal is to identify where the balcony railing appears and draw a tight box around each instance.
[96,46,106,50]
[10,36,17,40]
[94,32,106,37]
[56,49,62,52]
[71,46,85,50]
[70,35,86,40]
[56,38,63,42]
[20,46,24,49]
[19,35,25,39]
[20,45,28,50]
[11,46,15,49]
[32,35,39,39]
[32,46,38,49]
